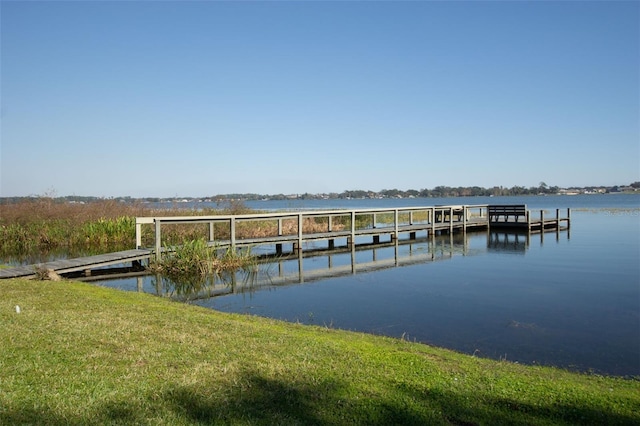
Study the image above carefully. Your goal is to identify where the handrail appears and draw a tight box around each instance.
[136,205,491,259]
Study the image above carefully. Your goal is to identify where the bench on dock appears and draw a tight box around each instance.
[434,205,465,223]
[488,205,528,223]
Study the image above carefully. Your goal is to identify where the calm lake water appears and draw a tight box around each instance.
[87,195,640,376]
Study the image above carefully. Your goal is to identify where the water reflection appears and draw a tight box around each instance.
[144,268,263,301]
[149,230,569,301]
[488,232,529,254]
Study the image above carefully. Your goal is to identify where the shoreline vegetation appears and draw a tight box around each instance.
[147,238,259,286]
[2,279,639,425]
[0,198,254,261]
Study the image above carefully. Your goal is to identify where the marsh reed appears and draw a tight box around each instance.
[0,197,256,261]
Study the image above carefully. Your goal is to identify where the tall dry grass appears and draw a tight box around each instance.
[0,198,153,258]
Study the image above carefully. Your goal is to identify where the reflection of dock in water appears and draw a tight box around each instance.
[155,229,569,301]
[488,226,571,255]
[488,232,530,254]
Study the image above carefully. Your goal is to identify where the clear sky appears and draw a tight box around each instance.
[1,1,638,198]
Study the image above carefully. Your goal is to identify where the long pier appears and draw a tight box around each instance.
[136,204,491,260]
[0,204,570,279]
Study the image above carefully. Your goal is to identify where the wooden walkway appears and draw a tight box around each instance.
[137,205,491,260]
[0,204,570,280]
[0,249,152,279]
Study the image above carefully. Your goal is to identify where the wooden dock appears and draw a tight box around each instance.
[136,205,491,260]
[0,204,570,280]
[0,249,151,279]
[488,205,570,232]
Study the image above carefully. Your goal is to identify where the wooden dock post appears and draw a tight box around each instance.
[297,213,303,251]
[230,217,236,250]
[327,215,335,249]
[430,207,435,236]
[449,207,454,234]
[136,222,142,249]
[155,219,162,261]
[463,206,467,231]
[349,211,356,246]
[393,209,399,241]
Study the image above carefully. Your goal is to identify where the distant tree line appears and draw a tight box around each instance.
[320,183,559,199]
[1,182,638,205]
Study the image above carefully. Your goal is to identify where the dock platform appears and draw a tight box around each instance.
[0,249,152,279]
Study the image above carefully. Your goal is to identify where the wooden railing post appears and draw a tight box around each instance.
[230,218,236,250]
[431,207,435,235]
[350,211,356,246]
[327,214,334,249]
[449,207,453,233]
[136,220,142,249]
[298,213,303,251]
[463,206,467,230]
[393,209,399,241]
[275,218,284,254]
[154,219,162,261]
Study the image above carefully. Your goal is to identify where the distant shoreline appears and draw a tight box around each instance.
[1,185,638,204]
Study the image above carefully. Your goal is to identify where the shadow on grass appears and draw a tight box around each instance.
[163,371,640,426]
[2,371,639,425]
[163,370,430,425]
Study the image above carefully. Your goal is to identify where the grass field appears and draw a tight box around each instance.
[1,278,638,425]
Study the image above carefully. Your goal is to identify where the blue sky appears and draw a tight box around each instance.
[1,1,638,198]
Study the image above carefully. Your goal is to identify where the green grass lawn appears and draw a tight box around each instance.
[1,279,638,425]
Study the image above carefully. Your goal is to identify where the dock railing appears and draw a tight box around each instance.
[487,205,571,232]
[136,205,490,260]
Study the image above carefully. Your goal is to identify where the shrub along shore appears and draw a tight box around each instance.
[2,279,639,425]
